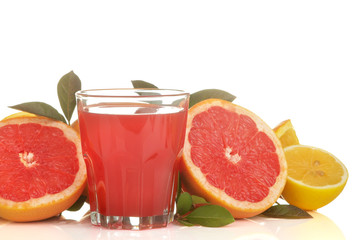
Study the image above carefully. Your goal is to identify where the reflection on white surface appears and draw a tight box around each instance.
[0,209,345,240]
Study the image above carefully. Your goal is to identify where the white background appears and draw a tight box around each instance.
[0,0,359,239]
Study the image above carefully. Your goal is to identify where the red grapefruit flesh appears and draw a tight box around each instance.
[180,99,287,218]
[0,117,86,222]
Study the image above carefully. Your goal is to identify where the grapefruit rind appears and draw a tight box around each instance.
[181,99,287,218]
[282,145,348,210]
[0,117,86,222]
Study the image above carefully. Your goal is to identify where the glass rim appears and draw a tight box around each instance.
[75,88,189,98]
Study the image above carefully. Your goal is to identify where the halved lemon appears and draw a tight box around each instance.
[273,119,299,148]
[282,145,348,210]
[2,111,37,121]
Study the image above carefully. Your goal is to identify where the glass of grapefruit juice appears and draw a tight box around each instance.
[76,89,189,230]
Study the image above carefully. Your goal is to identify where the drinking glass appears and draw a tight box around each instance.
[75,89,189,230]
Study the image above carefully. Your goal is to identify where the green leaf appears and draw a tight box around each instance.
[57,71,81,124]
[176,172,182,202]
[189,89,236,108]
[261,204,313,219]
[177,219,195,226]
[67,195,87,211]
[185,205,234,227]
[176,192,193,215]
[131,80,161,104]
[131,80,158,89]
[9,102,67,123]
[191,195,208,205]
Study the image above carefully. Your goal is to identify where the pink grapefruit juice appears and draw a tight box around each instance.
[78,103,187,217]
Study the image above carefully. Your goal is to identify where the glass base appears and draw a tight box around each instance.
[90,211,174,230]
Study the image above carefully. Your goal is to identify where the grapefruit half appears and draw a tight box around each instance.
[0,116,86,222]
[180,99,287,218]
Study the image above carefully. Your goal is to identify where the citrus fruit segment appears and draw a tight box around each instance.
[2,112,37,121]
[282,145,348,210]
[273,119,299,148]
[0,117,86,222]
[180,99,287,218]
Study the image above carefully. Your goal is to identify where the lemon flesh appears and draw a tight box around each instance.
[282,145,348,210]
[2,112,37,121]
[273,119,300,148]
